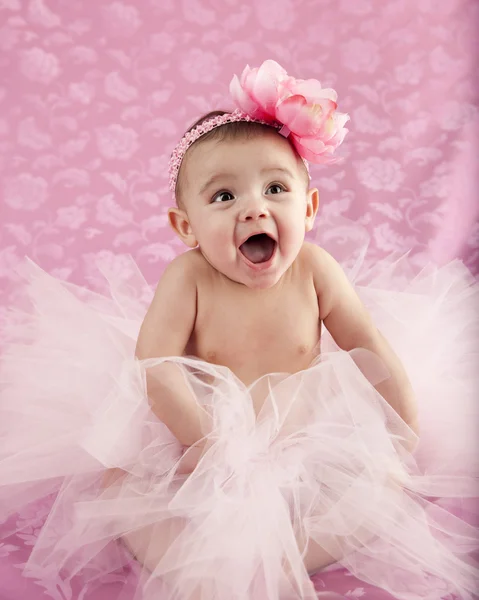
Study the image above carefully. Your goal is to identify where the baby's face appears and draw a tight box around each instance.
[175,132,318,289]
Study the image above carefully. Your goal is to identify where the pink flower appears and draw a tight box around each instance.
[395,62,423,85]
[104,71,138,103]
[96,124,139,160]
[255,0,296,31]
[4,173,48,210]
[95,194,133,227]
[102,2,142,37]
[0,246,21,279]
[180,49,220,84]
[17,116,52,150]
[353,105,390,135]
[28,0,61,28]
[356,157,405,192]
[340,39,380,74]
[0,25,21,52]
[230,60,349,165]
[20,47,60,84]
[56,205,88,229]
[69,81,96,104]
[339,0,371,14]
[150,32,176,54]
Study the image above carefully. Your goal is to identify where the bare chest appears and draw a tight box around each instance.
[186,276,321,385]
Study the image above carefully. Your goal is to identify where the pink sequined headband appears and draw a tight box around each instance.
[168,110,280,193]
[168,60,349,194]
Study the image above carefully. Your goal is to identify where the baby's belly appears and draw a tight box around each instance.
[187,339,321,387]
[234,351,319,386]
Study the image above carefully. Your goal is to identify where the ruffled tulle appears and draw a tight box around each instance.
[0,231,478,599]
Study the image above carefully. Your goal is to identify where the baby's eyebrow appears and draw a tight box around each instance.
[199,173,232,194]
[199,167,295,194]
[260,167,294,178]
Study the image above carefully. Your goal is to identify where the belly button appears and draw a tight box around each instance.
[298,344,309,355]
[206,351,217,363]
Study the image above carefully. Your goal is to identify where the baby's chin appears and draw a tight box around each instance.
[226,263,289,290]
[239,275,282,290]
[198,248,290,289]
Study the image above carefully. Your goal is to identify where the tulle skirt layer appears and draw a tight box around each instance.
[0,249,478,600]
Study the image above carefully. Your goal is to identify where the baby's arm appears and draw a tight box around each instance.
[308,244,419,436]
[136,252,207,448]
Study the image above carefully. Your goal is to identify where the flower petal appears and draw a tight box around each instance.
[230,61,286,121]
[316,112,350,143]
[294,80,338,103]
[276,95,337,136]
[327,124,349,147]
[250,60,288,117]
[230,74,270,120]
[292,134,344,164]
[240,64,252,86]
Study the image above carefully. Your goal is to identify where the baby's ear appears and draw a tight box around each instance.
[168,208,198,248]
[305,188,319,232]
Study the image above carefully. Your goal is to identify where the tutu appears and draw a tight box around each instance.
[0,224,478,600]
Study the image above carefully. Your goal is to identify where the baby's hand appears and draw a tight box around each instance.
[176,441,208,475]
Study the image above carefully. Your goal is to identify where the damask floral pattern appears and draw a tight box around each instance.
[0,0,477,598]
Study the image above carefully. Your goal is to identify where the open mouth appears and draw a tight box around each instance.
[239,233,277,264]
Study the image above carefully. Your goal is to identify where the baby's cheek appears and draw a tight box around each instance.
[194,219,218,245]
[211,224,232,247]
[279,220,303,247]
[199,224,232,258]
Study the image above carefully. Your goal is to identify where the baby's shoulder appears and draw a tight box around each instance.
[151,250,208,301]
[165,248,210,278]
[298,242,342,292]
[298,242,328,270]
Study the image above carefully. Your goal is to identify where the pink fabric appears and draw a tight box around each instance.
[0,1,478,599]
[0,513,396,600]
[0,485,454,600]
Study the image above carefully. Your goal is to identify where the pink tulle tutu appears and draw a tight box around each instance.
[0,231,478,600]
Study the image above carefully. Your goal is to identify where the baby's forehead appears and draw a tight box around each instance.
[176,129,309,202]
[187,132,301,175]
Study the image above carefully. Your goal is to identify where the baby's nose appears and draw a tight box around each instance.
[239,199,269,222]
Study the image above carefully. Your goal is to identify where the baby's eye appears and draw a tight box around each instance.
[266,183,286,195]
[212,191,234,203]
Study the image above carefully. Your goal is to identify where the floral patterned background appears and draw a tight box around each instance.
[1,0,478,309]
[0,0,478,598]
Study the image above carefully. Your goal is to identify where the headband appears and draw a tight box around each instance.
[168,60,349,194]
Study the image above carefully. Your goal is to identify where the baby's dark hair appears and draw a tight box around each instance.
[175,110,276,203]
[186,110,272,140]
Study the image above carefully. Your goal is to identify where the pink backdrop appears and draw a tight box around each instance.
[0,1,478,599]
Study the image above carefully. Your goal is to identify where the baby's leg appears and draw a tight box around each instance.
[303,539,337,575]
[101,470,345,598]
[276,535,336,598]
[102,469,214,599]
[299,509,394,577]
[126,528,336,600]
[101,469,183,569]
[121,518,187,575]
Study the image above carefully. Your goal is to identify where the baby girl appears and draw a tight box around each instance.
[0,61,477,600]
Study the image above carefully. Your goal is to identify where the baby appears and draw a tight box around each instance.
[128,64,419,588]
[136,119,418,445]
[1,60,477,600]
